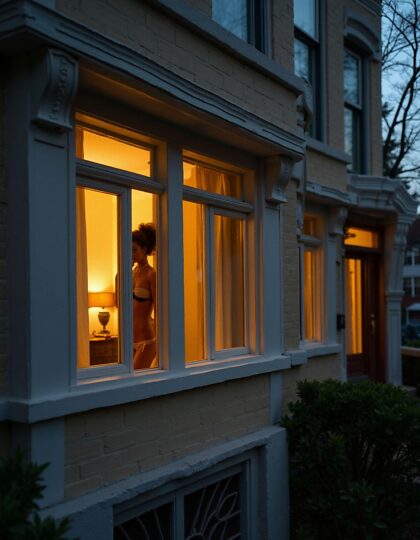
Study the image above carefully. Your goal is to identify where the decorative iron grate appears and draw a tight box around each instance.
[114,502,172,540]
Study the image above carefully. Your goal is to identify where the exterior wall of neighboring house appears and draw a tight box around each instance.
[0,0,416,538]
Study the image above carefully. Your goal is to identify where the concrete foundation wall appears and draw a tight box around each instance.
[64,375,270,498]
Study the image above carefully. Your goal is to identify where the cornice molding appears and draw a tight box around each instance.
[305,179,357,206]
[349,175,418,219]
[0,0,305,158]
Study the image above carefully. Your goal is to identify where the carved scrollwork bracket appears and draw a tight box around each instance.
[32,48,78,132]
[264,155,293,205]
[328,206,348,237]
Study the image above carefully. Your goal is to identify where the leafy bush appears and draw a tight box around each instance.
[0,449,72,540]
[282,380,420,540]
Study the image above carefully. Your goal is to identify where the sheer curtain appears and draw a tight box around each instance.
[76,129,90,368]
[185,165,245,359]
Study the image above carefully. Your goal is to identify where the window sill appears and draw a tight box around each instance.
[306,137,350,164]
[1,354,291,423]
[301,342,341,358]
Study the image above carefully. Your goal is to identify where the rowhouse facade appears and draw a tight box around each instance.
[0,0,415,538]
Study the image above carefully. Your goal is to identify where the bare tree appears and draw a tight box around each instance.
[382,0,420,194]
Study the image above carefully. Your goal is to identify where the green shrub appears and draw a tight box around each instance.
[281,380,420,540]
[0,449,72,540]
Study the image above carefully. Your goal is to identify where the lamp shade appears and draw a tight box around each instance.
[88,291,115,308]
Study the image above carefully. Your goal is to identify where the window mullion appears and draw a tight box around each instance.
[207,207,215,360]
[121,188,134,371]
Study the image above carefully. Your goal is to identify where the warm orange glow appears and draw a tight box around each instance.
[303,217,316,236]
[304,249,320,341]
[344,227,379,248]
[183,161,241,199]
[88,291,115,308]
[183,201,206,362]
[345,258,363,354]
[77,127,151,177]
[214,214,245,350]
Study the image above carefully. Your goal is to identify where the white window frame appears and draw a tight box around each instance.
[182,159,254,364]
[71,120,163,385]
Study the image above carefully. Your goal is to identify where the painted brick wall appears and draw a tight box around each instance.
[281,354,341,411]
[306,148,347,192]
[0,85,7,396]
[56,0,297,133]
[282,183,301,352]
[64,375,270,499]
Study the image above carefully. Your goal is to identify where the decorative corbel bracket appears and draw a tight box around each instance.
[32,48,78,132]
[328,206,348,237]
[264,155,293,205]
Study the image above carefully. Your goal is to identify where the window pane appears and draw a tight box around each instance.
[212,0,248,41]
[344,107,360,172]
[404,277,412,296]
[77,188,120,368]
[294,38,311,81]
[114,502,172,540]
[345,258,363,355]
[344,51,360,105]
[344,227,379,248]
[214,214,245,350]
[76,127,151,176]
[183,161,242,199]
[415,277,420,296]
[303,249,320,341]
[132,191,158,370]
[294,0,317,38]
[183,201,207,363]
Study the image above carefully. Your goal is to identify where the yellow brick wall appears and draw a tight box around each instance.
[56,0,297,133]
[0,84,7,396]
[282,183,301,352]
[306,148,348,191]
[64,375,270,499]
[282,354,341,411]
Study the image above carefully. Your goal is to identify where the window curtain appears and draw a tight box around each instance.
[194,166,244,351]
[76,129,90,368]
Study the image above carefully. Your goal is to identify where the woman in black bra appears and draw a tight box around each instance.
[132,223,156,369]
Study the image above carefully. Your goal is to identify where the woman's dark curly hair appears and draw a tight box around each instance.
[132,223,156,256]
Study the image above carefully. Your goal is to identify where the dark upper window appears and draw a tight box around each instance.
[212,0,266,51]
[294,0,320,138]
[344,49,363,173]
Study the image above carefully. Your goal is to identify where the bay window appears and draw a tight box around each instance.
[74,117,256,380]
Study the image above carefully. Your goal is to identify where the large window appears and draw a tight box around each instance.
[301,215,323,342]
[74,118,256,380]
[76,121,159,375]
[183,159,252,362]
[294,0,320,138]
[344,49,363,172]
[212,0,266,51]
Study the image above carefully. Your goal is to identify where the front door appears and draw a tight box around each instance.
[344,252,382,380]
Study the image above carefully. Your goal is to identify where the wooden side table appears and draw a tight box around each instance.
[89,336,119,365]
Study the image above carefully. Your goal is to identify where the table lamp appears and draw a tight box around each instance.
[88,291,115,335]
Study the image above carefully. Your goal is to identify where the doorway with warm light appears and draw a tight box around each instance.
[344,227,385,381]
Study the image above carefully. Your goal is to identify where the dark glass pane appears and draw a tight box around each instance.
[212,0,248,41]
[294,38,311,80]
[404,278,412,296]
[294,0,317,38]
[114,503,172,540]
[344,107,360,172]
[344,50,360,105]
[415,278,420,296]
[184,474,241,539]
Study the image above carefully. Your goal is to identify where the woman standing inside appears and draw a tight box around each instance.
[132,223,156,369]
